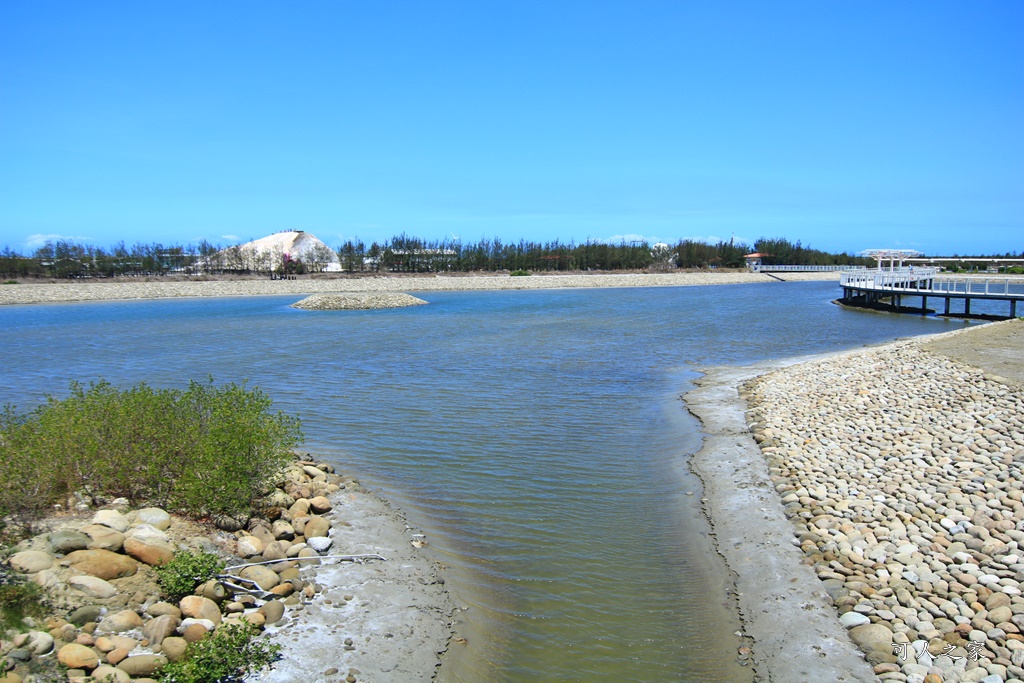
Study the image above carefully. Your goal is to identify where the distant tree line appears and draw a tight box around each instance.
[1,234,886,279]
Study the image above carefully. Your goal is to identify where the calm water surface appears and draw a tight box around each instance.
[0,281,971,681]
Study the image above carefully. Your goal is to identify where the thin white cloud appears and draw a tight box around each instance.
[220,234,241,243]
[602,233,662,245]
[679,234,756,246]
[24,233,91,250]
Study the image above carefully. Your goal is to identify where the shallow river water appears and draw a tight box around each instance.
[0,281,975,681]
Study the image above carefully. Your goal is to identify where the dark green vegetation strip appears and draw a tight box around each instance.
[0,380,303,527]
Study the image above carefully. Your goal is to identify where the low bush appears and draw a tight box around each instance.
[158,620,281,683]
[0,558,46,630]
[510,269,531,276]
[155,551,226,602]
[0,379,302,525]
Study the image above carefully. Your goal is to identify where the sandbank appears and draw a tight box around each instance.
[687,318,1024,682]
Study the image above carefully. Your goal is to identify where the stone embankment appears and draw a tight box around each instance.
[0,456,428,683]
[290,293,428,310]
[0,271,842,305]
[745,325,1024,683]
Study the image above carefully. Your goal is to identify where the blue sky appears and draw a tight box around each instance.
[2,2,1021,256]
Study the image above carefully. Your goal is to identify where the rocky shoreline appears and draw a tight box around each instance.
[0,271,841,306]
[1,456,454,683]
[692,318,1024,683]
[289,293,428,310]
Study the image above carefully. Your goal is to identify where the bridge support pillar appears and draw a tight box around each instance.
[921,295,927,314]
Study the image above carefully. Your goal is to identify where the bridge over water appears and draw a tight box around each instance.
[840,268,1024,319]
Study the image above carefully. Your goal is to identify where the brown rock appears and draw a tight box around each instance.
[262,540,289,561]
[309,496,332,514]
[244,612,266,628]
[123,537,174,567]
[146,602,181,618]
[849,623,893,653]
[258,600,285,625]
[64,549,138,580]
[239,565,280,591]
[990,605,1013,624]
[271,520,295,541]
[269,583,295,597]
[97,610,144,634]
[94,636,116,653]
[179,595,222,625]
[57,643,100,670]
[116,654,168,677]
[236,534,264,558]
[303,516,330,539]
[141,614,180,645]
[105,647,130,665]
[80,525,126,552]
[106,636,138,652]
[181,623,209,643]
[289,499,310,517]
[160,637,188,662]
[92,665,131,683]
[9,550,54,573]
[250,524,276,547]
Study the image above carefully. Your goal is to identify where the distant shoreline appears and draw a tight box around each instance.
[0,270,841,306]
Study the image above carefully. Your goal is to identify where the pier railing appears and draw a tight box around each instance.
[842,269,1024,296]
[928,276,1024,296]
[840,267,937,290]
[757,265,867,272]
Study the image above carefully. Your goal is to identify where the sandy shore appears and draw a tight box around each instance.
[0,271,840,305]
[688,318,1024,683]
[256,481,455,683]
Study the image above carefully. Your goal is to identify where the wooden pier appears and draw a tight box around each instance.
[840,268,1024,319]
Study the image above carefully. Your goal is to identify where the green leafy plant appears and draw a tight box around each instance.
[154,550,226,603]
[2,280,17,285]
[0,379,303,523]
[0,559,46,630]
[158,621,280,683]
[510,269,531,276]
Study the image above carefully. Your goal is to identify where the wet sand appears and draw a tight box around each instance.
[256,483,456,683]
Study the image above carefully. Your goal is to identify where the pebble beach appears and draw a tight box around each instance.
[737,319,1024,683]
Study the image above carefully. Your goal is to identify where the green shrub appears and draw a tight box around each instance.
[158,621,280,683]
[0,559,46,630]
[155,551,226,602]
[0,379,303,522]
[2,280,17,285]
[510,269,531,276]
